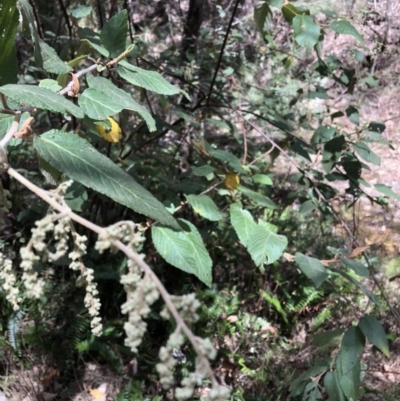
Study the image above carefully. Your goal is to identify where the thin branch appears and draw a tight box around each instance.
[206,0,241,105]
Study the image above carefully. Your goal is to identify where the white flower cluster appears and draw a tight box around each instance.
[0,255,20,311]
[120,259,159,352]
[69,233,102,336]
[156,331,183,390]
[164,293,201,324]
[158,293,230,400]
[20,213,69,299]
[95,221,144,254]
[94,222,151,350]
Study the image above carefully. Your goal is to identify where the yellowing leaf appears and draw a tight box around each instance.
[95,117,122,143]
[90,383,107,401]
[224,172,240,190]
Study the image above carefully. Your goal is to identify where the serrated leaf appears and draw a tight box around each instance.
[295,253,328,288]
[331,20,364,44]
[238,185,278,209]
[118,61,189,99]
[17,0,43,66]
[79,88,123,120]
[39,40,72,74]
[341,257,369,277]
[86,75,156,131]
[34,131,179,229]
[185,194,223,221]
[293,15,320,49]
[353,142,380,165]
[247,224,287,266]
[375,184,400,200]
[230,203,257,247]
[0,0,19,85]
[38,155,62,185]
[254,1,272,35]
[151,219,212,286]
[0,114,15,138]
[39,79,62,92]
[0,85,84,118]
[100,10,127,58]
[358,315,389,357]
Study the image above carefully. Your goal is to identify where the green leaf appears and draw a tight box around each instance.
[205,144,245,173]
[293,15,321,50]
[38,155,62,185]
[185,194,223,221]
[346,106,359,125]
[341,257,369,277]
[331,20,364,44]
[247,224,287,266]
[353,142,380,165]
[252,174,273,185]
[0,85,84,118]
[313,328,344,347]
[77,27,109,57]
[269,0,284,7]
[118,61,190,99]
[254,1,272,35]
[100,10,128,58]
[79,88,123,120]
[64,181,88,212]
[299,200,317,215]
[17,0,43,66]
[358,315,389,357]
[86,75,156,131]
[39,40,72,74]
[311,125,337,144]
[67,5,92,19]
[34,131,179,229]
[324,371,345,401]
[295,253,328,288]
[39,79,62,92]
[374,184,400,201]
[0,0,19,85]
[368,121,386,134]
[191,165,215,177]
[238,186,278,209]
[336,326,364,400]
[282,3,309,24]
[151,219,212,286]
[230,203,257,247]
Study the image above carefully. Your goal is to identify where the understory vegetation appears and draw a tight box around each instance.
[1,0,400,400]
